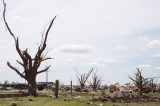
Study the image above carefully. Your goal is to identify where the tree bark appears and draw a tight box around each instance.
[27,75,37,96]
[139,87,142,97]
[80,83,84,91]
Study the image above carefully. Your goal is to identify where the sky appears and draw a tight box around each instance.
[0,0,160,85]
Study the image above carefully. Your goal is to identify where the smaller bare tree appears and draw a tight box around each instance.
[76,68,94,91]
[129,68,151,96]
[88,72,101,91]
[149,78,157,93]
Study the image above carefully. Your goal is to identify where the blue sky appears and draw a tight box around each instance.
[0,0,160,85]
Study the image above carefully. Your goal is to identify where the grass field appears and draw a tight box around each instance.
[0,96,160,106]
[0,91,159,106]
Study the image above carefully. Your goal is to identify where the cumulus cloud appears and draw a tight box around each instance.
[88,62,105,67]
[116,45,127,50]
[117,30,130,36]
[156,66,160,70]
[11,16,33,23]
[95,58,120,64]
[146,39,160,49]
[88,58,120,67]
[138,36,149,42]
[138,64,152,69]
[65,59,75,63]
[152,53,160,58]
[56,44,95,54]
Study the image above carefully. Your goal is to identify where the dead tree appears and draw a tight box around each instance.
[149,78,157,93]
[129,68,151,96]
[76,68,94,91]
[3,0,56,96]
[88,72,101,91]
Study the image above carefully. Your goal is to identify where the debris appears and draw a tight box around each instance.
[99,103,103,106]
[10,103,17,106]
[74,96,82,100]
[87,101,94,104]
[52,95,56,99]
[28,98,33,101]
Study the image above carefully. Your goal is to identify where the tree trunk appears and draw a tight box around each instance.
[27,76,37,96]
[139,86,143,97]
[80,84,84,91]
[139,90,142,96]
[93,85,96,91]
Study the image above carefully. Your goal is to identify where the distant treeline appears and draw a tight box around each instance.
[0,83,28,89]
[0,83,50,91]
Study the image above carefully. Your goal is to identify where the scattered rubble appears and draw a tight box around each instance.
[89,95,160,103]
[73,96,82,100]
[10,103,17,106]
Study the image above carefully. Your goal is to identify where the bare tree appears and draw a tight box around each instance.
[3,0,56,96]
[149,78,157,93]
[88,72,101,91]
[76,68,94,91]
[129,68,151,96]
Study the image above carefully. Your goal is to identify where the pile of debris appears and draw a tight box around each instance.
[89,93,160,103]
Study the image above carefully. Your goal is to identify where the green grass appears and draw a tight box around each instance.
[145,92,160,97]
[0,96,160,106]
[0,96,91,106]
[0,91,159,106]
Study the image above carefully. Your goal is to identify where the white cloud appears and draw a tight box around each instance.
[95,58,119,64]
[138,36,149,42]
[117,30,130,36]
[56,44,95,54]
[156,66,160,70]
[86,58,120,68]
[116,45,127,50]
[152,53,160,58]
[146,39,160,49]
[65,59,75,63]
[92,58,120,66]
[138,64,152,69]
[11,16,33,23]
[88,62,105,68]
